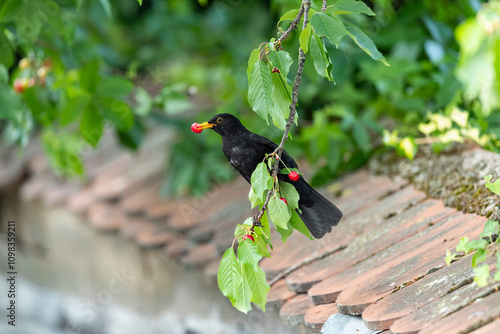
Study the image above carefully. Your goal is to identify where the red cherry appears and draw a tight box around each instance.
[280,197,288,205]
[272,67,281,73]
[13,78,27,93]
[242,235,255,242]
[288,171,299,181]
[191,122,203,133]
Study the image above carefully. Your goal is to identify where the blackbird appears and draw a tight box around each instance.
[197,113,342,238]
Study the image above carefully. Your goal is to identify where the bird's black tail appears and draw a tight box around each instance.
[295,179,343,239]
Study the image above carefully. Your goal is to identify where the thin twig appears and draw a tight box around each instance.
[322,0,328,11]
[275,3,305,45]
[252,0,311,227]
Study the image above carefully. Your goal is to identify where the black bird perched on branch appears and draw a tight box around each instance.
[195,113,342,238]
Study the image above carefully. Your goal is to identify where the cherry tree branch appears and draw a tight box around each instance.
[275,3,305,45]
[252,0,312,227]
[322,0,328,12]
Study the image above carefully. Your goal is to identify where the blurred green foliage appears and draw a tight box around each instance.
[1,0,499,194]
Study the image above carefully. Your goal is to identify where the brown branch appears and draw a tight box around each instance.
[252,0,312,227]
[275,3,305,45]
[321,0,328,11]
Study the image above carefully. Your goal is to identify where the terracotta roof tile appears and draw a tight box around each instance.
[280,293,314,326]
[418,290,500,334]
[165,237,190,258]
[470,317,500,334]
[335,214,486,315]
[19,175,53,201]
[390,277,500,333]
[180,243,217,269]
[146,199,180,220]
[66,187,96,214]
[120,182,162,215]
[261,186,426,279]
[266,279,297,311]
[307,213,482,306]
[286,199,455,293]
[304,303,338,333]
[362,255,493,330]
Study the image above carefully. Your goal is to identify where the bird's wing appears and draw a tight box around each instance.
[249,133,298,169]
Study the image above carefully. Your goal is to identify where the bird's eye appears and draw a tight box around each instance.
[217,117,223,123]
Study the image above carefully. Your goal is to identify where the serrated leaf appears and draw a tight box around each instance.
[485,176,500,195]
[234,224,245,238]
[473,264,490,287]
[254,233,271,258]
[98,0,112,20]
[276,221,293,243]
[248,61,274,122]
[247,48,260,77]
[300,23,312,54]
[399,137,418,160]
[268,51,293,78]
[328,0,375,16]
[310,35,335,81]
[270,72,291,130]
[249,187,264,209]
[290,210,313,239]
[244,264,270,311]
[278,181,300,210]
[344,22,389,66]
[60,91,89,126]
[237,239,262,271]
[217,247,242,302]
[310,12,347,47]
[268,194,291,229]
[250,162,273,202]
[472,248,488,267]
[234,264,252,313]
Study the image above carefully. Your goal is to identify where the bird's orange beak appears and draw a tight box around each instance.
[198,121,215,129]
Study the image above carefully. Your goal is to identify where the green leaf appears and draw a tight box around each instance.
[479,220,499,240]
[0,30,13,68]
[399,137,418,160]
[217,248,245,307]
[244,264,270,311]
[473,264,490,287]
[268,194,291,229]
[268,51,293,78]
[96,76,133,99]
[0,64,8,83]
[96,98,134,131]
[299,23,312,54]
[137,0,143,5]
[290,210,313,239]
[248,61,274,122]
[250,162,273,202]
[310,12,347,47]
[60,89,89,126]
[344,22,389,66]
[456,237,471,254]
[254,233,271,258]
[328,0,375,16]
[310,35,334,81]
[484,175,493,182]
[278,8,299,29]
[237,238,262,271]
[278,181,300,210]
[270,72,291,130]
[472,248,488,267]
[79,59,100,93]
[98,0,112,20]
[133,87,153,116]
[467,239,488,251]
[247,48,260,77]
[249,187,264,209]
[485,176,500,195]
[275,221,293,243]
[445,250,455,266]
[80,103,103,147]
[234,264,252,313]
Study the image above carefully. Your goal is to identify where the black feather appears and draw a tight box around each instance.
[201,113,343,238]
